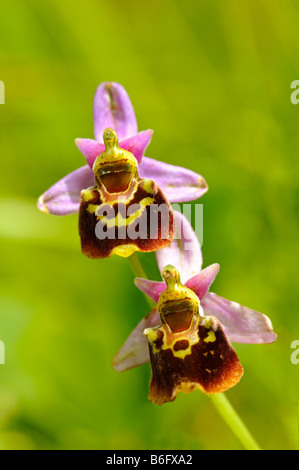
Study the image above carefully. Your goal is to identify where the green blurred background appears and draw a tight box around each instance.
[0,0,298,450]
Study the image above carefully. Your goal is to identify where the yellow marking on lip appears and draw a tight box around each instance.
[87,204,99,214]
[144,328,158,343]
[141,179,155,194]
[171,343,191,359]
[145,315,200,359]
[112,244,139,258]
[81,189,95,202]
[87,196,154,227]
[204,330,216,343]
[112,197,154,227]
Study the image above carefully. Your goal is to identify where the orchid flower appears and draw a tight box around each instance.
[113,211,277,405]
[78,127,174,259]
[37,82,208,216]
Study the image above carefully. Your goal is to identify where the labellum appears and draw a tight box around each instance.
[79,128,174,258]
[144,266,244,405]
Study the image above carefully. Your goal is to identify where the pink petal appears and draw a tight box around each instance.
[156,211,203,284]
[75,130,153,168]
[75,139,105,169]
[93,82,138,142]
[120,129,153,164]
[201,292,277,344]
[138,156,208,202]
[134,278,166,303]
[185,263,220,299]
[37,165,94,215]
[112,307,160,372]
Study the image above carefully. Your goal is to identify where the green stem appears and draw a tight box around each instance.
[209,393,261,450]
[129,252,261,450]
[128,253,156,308]
[128,252,148,280]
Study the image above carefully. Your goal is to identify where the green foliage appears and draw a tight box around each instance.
[0,0,298,450]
